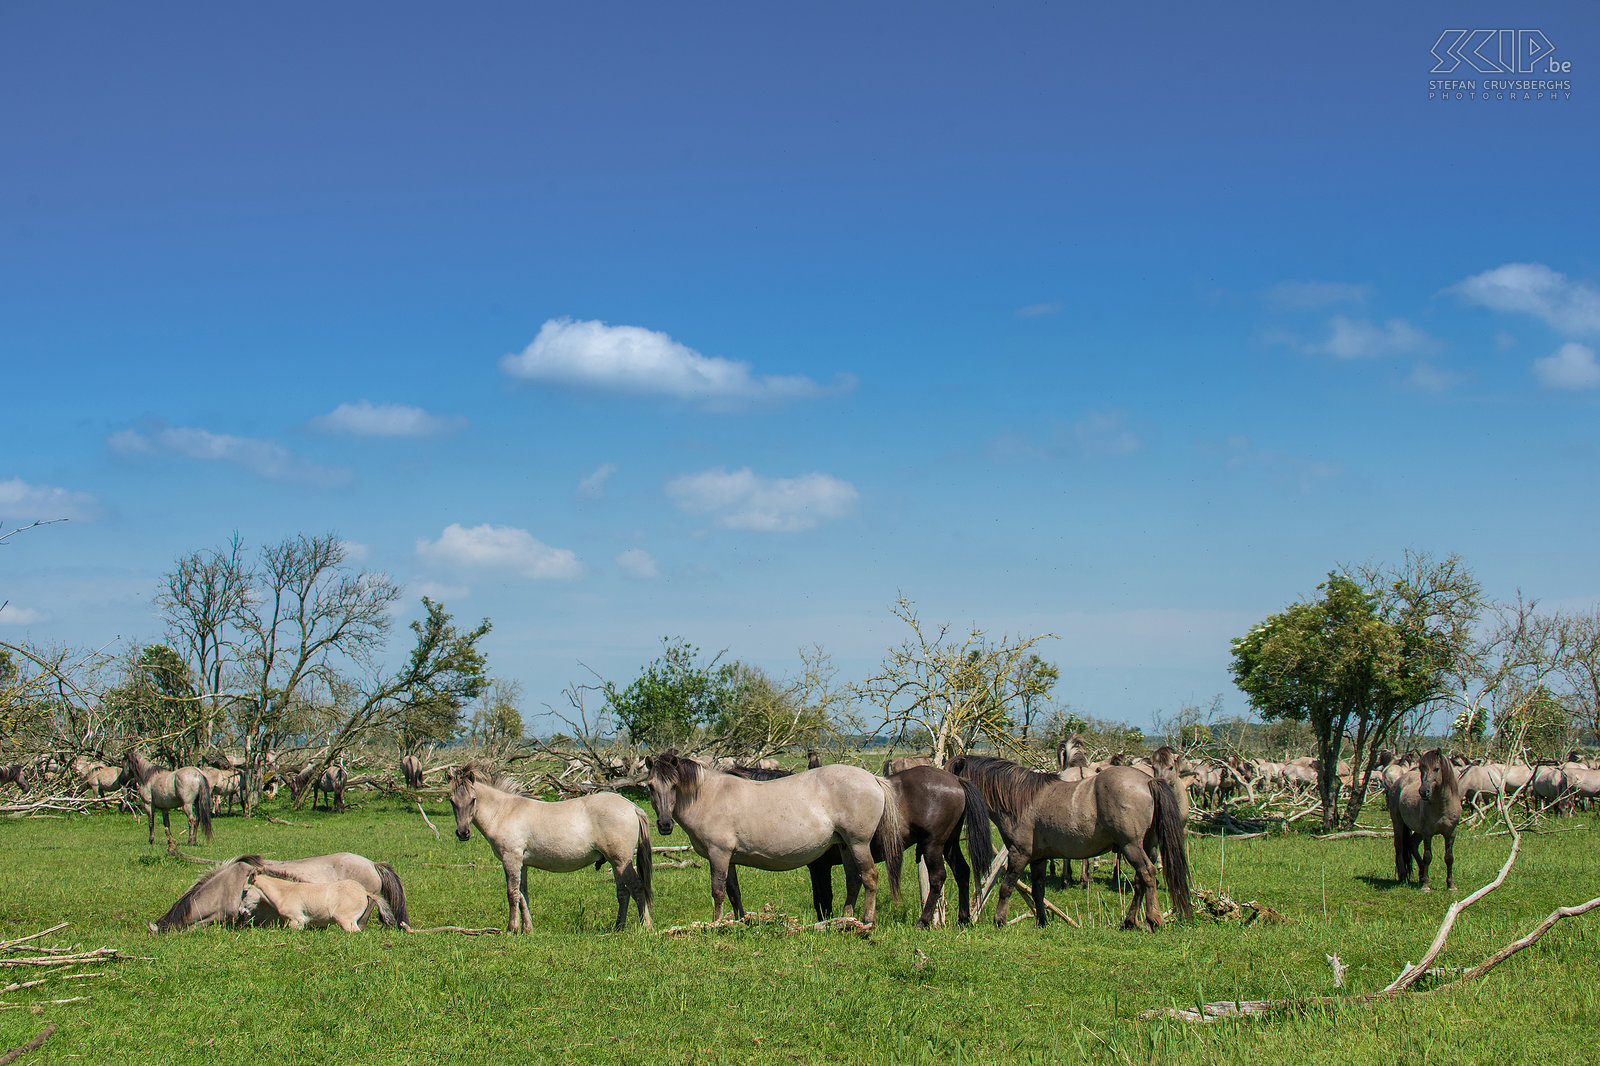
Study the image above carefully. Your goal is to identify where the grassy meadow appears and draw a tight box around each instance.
[1,787,1596,1065]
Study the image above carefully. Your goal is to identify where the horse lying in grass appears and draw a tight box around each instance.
[239,873,394,931]
[448,764,653,932]
[647,749,903,926]
[150,852,409,932]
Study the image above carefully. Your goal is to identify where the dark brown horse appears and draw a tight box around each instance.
[1387,747,1462,891]
[729,762,995,927]
[950,754,1192,929]
[0,764,30,792]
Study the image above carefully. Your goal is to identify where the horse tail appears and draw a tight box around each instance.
[635,807,655,911]
[195,777,214,841]
[374,861,409,929]
[959,778,996,879]
[368,894,397,929]
[875,777,906,903]
[1151,777,1193,920]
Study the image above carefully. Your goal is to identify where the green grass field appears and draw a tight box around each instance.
[1,791,1595,1065]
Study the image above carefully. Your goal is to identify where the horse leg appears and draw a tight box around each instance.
[946,838,974,925]
[726,863,746,920]
[916,844,949,929]
[502,861,524,932]
[1117,843,1160,930]
[993,845,1028,928]
[850,842,880,926]
[1418,834,1434,892]
[612,861,631,932]
[161,809,175,850]
[1442,828,1456,891]
[146,803,156,845]
[1079,859,1091,888]
[707,851,735,922]
[808,858,835,921]
[840,851,862,919]
[1028,860,1049,926]
[518,866,533,929]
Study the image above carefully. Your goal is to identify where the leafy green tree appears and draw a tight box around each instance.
[604,638,739,748]
[467,678,526,747]
[1231,553,1480,829]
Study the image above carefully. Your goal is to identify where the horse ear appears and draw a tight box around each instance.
[643,756,653,771]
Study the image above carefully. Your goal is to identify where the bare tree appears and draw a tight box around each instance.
[1559,608,1600,744]
[856,594,1055,764]
[1447,595,1568,760]
[155,535,250,756]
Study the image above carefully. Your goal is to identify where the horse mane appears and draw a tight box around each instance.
[726,765,792,781]
[649,749,706,794]
[1422,748,1459,790]
[948,754,1056,816]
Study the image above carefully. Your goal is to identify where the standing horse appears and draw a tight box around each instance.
[950,754,1191,930]
[448,765,653,932]
[647,750,903,925]
[1387,748,1462,891]
[315,765,348,812]
[400,754,424,789]
[0,763,30,792]
[728,763,994,927]
[150,852,409,932]
[123,750,212,847]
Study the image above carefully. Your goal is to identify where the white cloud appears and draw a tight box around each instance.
[576,463,618,501]
[308,401,465,438]
[1211,434,1342,493]
[616,548,660,579]
[416,581,472,602]
[339,540,370,563]
[985,410,1141,462]
[499,318,856,407]
[666,467,859,532]
[1532,342,1600,390]
[1453,262,1600,336]
[1264,281,1374,309]
[415,523,584,580]
[0,604,43,626]
[108,422,351,487]
[1305,316,1440,360]
[0,478,100,522]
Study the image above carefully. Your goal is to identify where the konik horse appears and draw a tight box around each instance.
[150,852,409,932]
[123,750,212,847]
[647,750,903,925]
[1387,747,1462,891]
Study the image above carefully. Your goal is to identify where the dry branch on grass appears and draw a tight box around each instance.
[405,926,503,936]
[1145,802,1598,1022]
[0,1023,55,1066]
[0,924,144,1017]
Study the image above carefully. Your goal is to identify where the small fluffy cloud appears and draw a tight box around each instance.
[0,604,44,626]
[500,318,856,407]
[108,422,351,487]
[0,478,100,522]
[309,401,465,438]
[1532,342,1600,390]
[666,467,859,532]
[1452,263,1600,336]
[1305,316,1440,360]
[1264,281,1374,309]
[577,463,618,501]
[415,523,584,580]
[616,548,660,579]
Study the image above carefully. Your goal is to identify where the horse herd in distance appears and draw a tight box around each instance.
[4,739,1597,937]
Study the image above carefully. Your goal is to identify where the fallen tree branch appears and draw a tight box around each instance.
[1013,881,1081,927]
[0,1023,54,1065]
[415,801,440,841]
[1433,894,1600,991]
[405,926,503,936]
[1315,830,1391,840]
[265,816,309,828]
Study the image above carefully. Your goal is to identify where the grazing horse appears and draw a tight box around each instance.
[0,763,30,792]
[314,765,348,812]
[150,852,409,932]
[448,764,653,932]
[728,762,995,927]
[238,874,393,931]
[1387,748,1462,892]
[883,754,935,777]
[201,766,242,815]
[122,751,212,847]
[949,754,1192,930]
[648,749,903,925]
[400,754,424,789]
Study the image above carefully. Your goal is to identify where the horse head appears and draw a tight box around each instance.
[645,749,697,836]
[1417,748,1449,802]
[447,764,480,841]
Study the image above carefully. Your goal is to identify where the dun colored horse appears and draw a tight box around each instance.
[0,763,30,792]
[950,754,1192,929]
[239,873,394,931]
[150,852,409,932]
[728,762,994,927]
[448,764,653,932]
[400,754,424,789]
[1387,747,1462,891]
[647,750,903,925]
[123,750,212,847]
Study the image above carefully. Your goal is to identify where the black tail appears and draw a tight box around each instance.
[195,778,214,842]
[959,778,996,882]
[635,809,655,913]
[1393,818,1413,884]
[1151,778,1192,920]
[375,861,409,929]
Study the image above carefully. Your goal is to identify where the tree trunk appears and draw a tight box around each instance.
[1317,733,1343,832]
[1339,717,1373,829]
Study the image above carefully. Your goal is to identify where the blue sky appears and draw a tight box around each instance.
[3,2,1597,735]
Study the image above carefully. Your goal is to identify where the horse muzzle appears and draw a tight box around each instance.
[455,827,472,842]
[656,817,674,836]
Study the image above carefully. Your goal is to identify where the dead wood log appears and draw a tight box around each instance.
[0,1024,55,1065]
